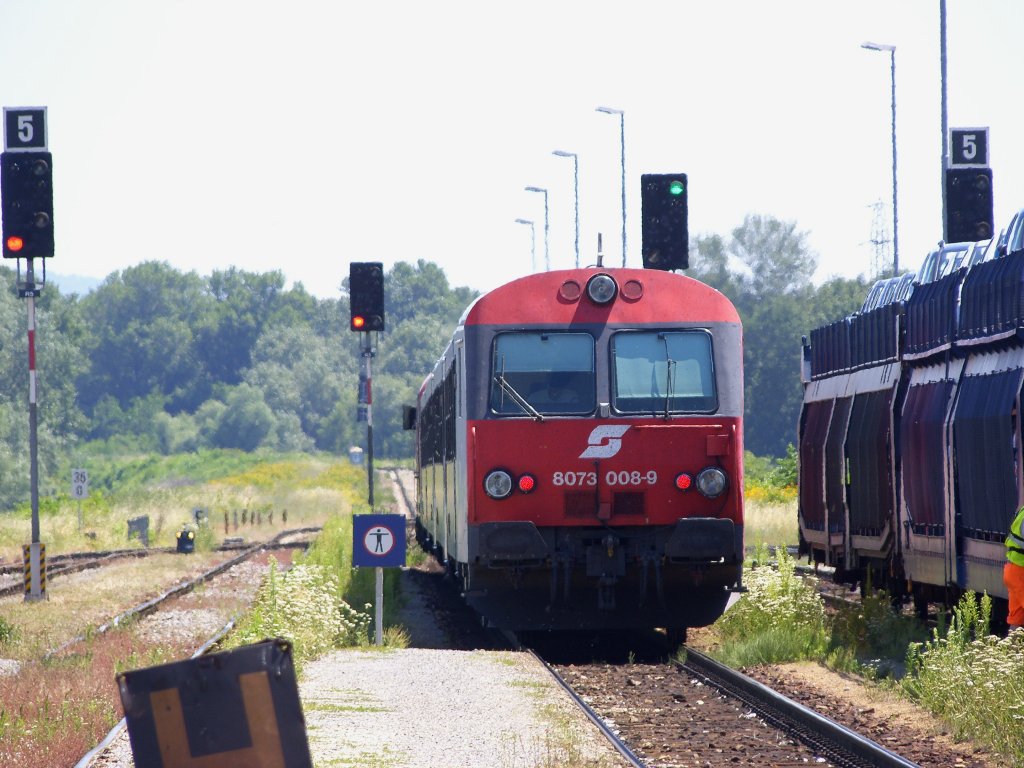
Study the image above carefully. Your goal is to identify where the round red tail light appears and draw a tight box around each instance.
[517,474,536,493]
[674,473,693,491]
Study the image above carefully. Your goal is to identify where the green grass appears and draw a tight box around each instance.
[0,449,356,562]
[706,545,1024,764]
[709,545,828,667]
[303,701,390,714]
[743,497,799,550]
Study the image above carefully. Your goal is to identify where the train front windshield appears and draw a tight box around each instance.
[612,330,717,414]
[490,332,596,415]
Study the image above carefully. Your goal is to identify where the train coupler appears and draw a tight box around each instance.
[547,551,572,607]
[638,551,665,608]
[597,575,617,611]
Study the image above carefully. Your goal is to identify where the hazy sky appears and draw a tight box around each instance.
[1,1,1021,298]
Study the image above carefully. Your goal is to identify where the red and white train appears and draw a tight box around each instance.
[408,267,745,635]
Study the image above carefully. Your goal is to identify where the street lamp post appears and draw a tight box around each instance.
[525,186,549,270]
[861,42,899,275]
[552,150,579,268]
[514,218,536,273]
[596,106,626,266]
[940,0,949,242]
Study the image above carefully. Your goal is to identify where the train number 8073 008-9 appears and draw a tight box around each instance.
[551,470,658,487]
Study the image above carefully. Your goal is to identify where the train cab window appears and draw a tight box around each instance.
[490,332,595,415]
[611,330,717,414]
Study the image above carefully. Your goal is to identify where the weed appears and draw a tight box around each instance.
[0,616,17,645]
[899,591,1024,760]
[714,544,828,664]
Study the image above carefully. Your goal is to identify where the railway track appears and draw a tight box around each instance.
[519,629,913,768]
[678,647,916,767]
[5,529,319,768]
[0,530,318,599]
[542,646,921,767]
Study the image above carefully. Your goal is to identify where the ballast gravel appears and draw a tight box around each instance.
[300,647,625,767]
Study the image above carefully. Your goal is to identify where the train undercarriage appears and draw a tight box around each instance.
[417,518,742,633]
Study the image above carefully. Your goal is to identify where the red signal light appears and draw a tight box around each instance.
[517,474,536,493]
[352,315,366,330]
[674,473,693,491]
[5,236,23,252]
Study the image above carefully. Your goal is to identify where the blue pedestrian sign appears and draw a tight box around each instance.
[352,514,406,567]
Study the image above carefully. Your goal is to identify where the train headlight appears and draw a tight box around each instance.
[484,469,513,499]
[517,474,536,494]
[674,472,693,491]
[585,273,617,304]
[696,467,728,499]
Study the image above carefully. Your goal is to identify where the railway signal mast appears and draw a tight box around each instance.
[1,106,54,602]
[945,127,993,244]
[349,262,385,508]
[640,173,689,271]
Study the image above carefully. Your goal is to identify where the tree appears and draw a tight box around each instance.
[729,214,817,300]
[690,215,850,456]
[77,262,209,413]
[244,324,354,449]
[194,269,307,391]
[359,261,477,456]
[213,385,274,451]
[376,260,476,330]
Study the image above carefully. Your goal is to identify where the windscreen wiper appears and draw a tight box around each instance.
[662,333,676,420]
[494,373,544,422]
[663,360,676,419]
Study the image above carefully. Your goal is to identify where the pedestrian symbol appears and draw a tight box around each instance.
[352,514,406,568]
[365,525,394,556]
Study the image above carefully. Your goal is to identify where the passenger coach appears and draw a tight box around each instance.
[408,267,744,635]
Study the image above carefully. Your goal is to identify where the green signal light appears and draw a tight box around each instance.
[668,180,685,195]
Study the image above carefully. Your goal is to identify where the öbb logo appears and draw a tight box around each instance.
[579,425,631,459]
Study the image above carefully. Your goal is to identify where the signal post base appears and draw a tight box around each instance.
[23,541,46,602]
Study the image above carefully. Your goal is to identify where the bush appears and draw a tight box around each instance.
[227,558,372,669]
[827,586,928,676]
[900,592,1024,760]
[744,446,797,498]
[713,545,828,666]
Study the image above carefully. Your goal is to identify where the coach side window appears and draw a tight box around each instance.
[490,332,595,415]
[611,330,717,414]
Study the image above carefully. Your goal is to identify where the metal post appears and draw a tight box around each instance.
[553,151,580,268]
[28,290,38,543]
[543,191,549,270]
[572,155,579,267]
[362,333,374,508]
[940,0,949,242]
[617,112,626,267]
[597,106,627,266]
[890,48,899,274]
[861,42,899,274]
[515,218,536,273]
[375,566,384,645]
[525,187,549,271]
[23,260,43,602]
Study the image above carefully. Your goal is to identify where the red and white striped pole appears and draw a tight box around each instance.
[24,261,44,601]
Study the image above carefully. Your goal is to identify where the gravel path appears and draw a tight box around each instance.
[301,647,626,767]
[83,552,628,767]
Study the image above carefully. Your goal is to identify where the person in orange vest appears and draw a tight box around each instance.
[1004,505,1024,632]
